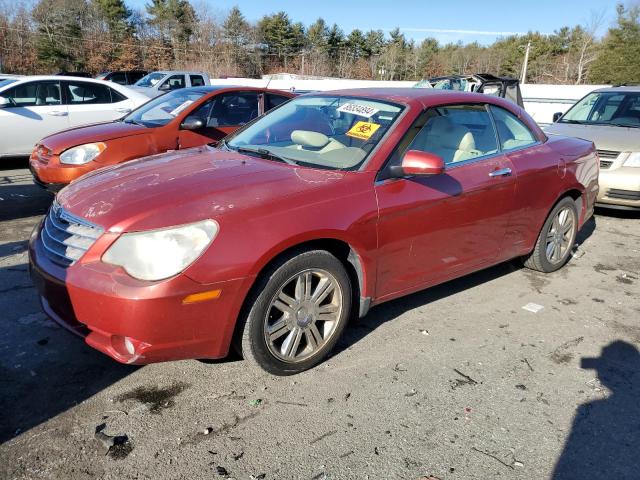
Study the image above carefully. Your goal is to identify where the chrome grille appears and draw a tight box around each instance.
[40,202,103,266]
[596,149,620,160]
[600,160,613,169]
[606,189,640,201]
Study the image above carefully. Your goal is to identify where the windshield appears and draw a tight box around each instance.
[123,90,206,127]
[134,72,166,88]
[561,91,640,127]
[225,95,404,170]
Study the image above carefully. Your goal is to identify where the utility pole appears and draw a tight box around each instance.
[520,41,531,84]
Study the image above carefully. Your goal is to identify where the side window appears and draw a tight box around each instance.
[109,88,127,103]
[209,93,259,127]
[408,104,498,165]
[265,94,290,111]
[3,82,61,107]
[188,99,214,126]
[109,72,127,85]
[489,106,537,151]
[190,75,205,87]
[64,82,111,105]
[161,75,185,91]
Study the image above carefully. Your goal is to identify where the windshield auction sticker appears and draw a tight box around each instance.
[346,121,381,140]
[337,103,380,118]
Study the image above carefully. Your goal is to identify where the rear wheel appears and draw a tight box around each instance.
[236,250,352,375]
[523,196,578,273]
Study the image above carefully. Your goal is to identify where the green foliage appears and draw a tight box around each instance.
[146,0,197,46]
[589,4,640,84]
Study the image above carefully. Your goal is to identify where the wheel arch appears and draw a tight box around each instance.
[245,236,372,322]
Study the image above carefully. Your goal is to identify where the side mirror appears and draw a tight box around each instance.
[158,83,170,91]
[389,150,445,178]
[180,116,204,131]
[553,112,563,122]
[0,96,10,108]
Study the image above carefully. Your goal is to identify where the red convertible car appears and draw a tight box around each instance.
[29,89,599,375]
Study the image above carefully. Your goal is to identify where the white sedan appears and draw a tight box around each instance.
[0,76,150,157]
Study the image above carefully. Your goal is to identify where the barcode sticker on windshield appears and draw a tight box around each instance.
[169,100,194,117]
[337,103,380,118]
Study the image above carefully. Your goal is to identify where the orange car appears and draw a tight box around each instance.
[29,86,295,191]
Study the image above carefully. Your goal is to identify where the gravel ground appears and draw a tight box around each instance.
[1,161,639,480]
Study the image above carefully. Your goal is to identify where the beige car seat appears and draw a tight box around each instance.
[411,116,477,163]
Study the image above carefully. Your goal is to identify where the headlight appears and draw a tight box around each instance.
[60,143,106,165]
[623,152,640,167]
[102,220,219,281]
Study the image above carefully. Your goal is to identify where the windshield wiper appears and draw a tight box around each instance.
[559,119,585,124]
[236,146,298,165]
[122,118,146,127]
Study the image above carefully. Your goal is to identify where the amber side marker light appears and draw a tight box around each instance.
[182,289,222,304]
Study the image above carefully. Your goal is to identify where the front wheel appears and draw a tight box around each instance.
[523,196,578,273]
[236,250,352,375]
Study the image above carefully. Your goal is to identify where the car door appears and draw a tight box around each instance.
[178,91,261,148]
[0,80,68,155]
[374,103,516,299]
[63,80,125,128]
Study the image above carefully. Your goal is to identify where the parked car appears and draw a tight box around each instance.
[29,89,598,374]
[96,70,148,86]
[415,73,524,107]
[0,76,149,158]
[131,71,210,97]
[29,86,294,191]
[545,86,640,210]
[54,72,93,78]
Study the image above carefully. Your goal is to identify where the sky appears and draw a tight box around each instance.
[127,0,622,45]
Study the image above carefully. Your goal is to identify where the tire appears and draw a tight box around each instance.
[523,196,578,273]
[236,250,352,375]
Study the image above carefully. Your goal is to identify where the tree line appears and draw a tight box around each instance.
[0,0,638,84]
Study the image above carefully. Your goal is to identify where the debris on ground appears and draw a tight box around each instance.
[249,399,263,407]
[310,430,338,445]
[94,423,133,459]
[420,329,429,335]
[522,303,544,313]
[471,446,515,470]
[450,368,479,389]
[215,465,229,476]
[202,427,214,435]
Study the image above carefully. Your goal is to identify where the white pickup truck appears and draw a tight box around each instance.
[131,71,210,97]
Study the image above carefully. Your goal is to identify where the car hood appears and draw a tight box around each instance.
[130,86,158,97]
[57,146,346,232]
[41,121,149,153]
[544,123,640,152]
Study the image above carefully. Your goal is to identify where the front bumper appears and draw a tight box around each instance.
[597,166,640,209]
[29,151,95,191]
[28,224,251,364]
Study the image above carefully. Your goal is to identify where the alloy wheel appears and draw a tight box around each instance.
[263,269,343,363]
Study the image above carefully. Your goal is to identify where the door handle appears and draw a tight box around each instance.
[48,111,68,116]
[115,108,131,113]
[489,167,512,177]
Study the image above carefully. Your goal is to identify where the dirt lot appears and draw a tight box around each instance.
[1,161,639,480]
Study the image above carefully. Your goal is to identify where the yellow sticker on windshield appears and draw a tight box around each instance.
[346,121,381,140]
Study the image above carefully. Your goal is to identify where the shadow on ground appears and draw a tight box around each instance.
[0,161,52,222]
[553,340,640,479]
[0,261,136,444]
